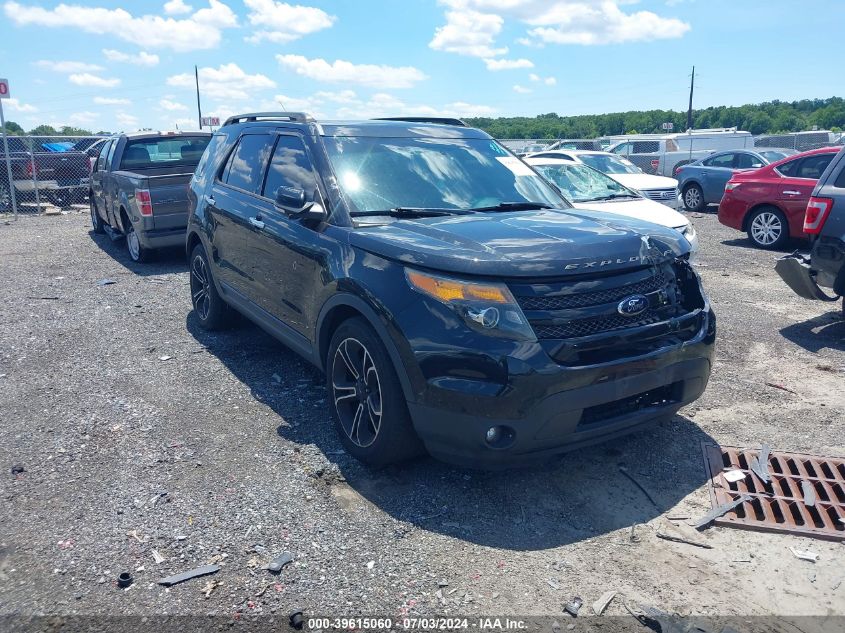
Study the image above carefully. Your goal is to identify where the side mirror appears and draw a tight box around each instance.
[274,186,326,221]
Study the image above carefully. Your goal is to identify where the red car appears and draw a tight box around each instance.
[718,146,839,249]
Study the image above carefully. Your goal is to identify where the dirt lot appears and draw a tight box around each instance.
[0,207,843,629]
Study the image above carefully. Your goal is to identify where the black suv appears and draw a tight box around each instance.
[186,113,716,468]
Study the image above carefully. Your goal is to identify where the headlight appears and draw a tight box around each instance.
[405,269,536,341]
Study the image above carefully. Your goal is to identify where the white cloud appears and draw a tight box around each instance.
[164,0,192,14]
[34,60,104,73]
[102,49,160,66]
[3,0,238,52]
[430,8,507,58]
[94,96,131,105]
[243,0,335,43]
[484,57,533,71]
[160,99,188,111]
[5,98,37,113]
[68,111,99,125]
[168,117,200,131]
[512,84,532,94]
[544,76,557,85]
[116,112,139,128]
[276,55,427,89]
[69,73,121,88]
[168,63,276,100]
[432,0,690,54]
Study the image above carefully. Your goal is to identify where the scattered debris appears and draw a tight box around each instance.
[723,469,746,483]
[656,529,713,549]
[10,464,25,475]
[692,494,752,530]
[25,296,59,300]
[366,560,375,570]
[629,524,641,543]
[57,539,74,550]
[765,382,798,395]
[563,596,582,617]
[619,466,660,508]
[592,591,616,615]
[666,513,690,521]
[117,572,133,588]
[272,373,282,383]
[801,481,816,507]
[157,564,220,586]
[749,443,772,484]
[201,579,222,598]
[266,552,293,573]
[546,579,560,590]
[127,530,145,544]
[289,610,305,630]
[158,355,172,361]
[151,550,165,564]
[789,547,819,562]
[96,279,117,286]
[732,555,752,563]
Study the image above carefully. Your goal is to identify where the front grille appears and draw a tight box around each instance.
[518,272,667,311]
[534,313,662,339]
[642,188,678,202]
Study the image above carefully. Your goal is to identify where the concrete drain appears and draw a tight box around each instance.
[701,443,845,541]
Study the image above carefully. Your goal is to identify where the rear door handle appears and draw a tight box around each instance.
[782,190,801,195]
[249,216,265,229]
[204,194,215,205]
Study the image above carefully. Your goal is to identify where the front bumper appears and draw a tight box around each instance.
[403,307,716,468]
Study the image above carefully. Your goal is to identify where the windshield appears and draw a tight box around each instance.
[577,153,642,175]
[323,136,568,214]
[534,163,639,203]
[759,150,794,162]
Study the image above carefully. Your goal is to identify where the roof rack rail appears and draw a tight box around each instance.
[222,112,313,126]
[373,117,468,127]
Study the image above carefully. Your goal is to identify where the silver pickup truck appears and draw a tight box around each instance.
[89,131,211,262]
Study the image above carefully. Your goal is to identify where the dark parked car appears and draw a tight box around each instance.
[186,113,715,468]
[676,149,797,212]
[776,145,845,314]
[1,136,90,208]
[89,131,211,262]
[718,147,839,249]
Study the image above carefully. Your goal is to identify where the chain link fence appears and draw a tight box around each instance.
[1,135,107,217]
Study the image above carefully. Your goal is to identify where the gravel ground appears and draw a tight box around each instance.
[0,207,843,628]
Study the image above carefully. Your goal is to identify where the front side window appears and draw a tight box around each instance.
[777,158,800,177]
[222,134,275,195]
[735,153,763,169]
[120,135,211,170]
[578,153,641,174]
[534,163,636,203]
[324,137,567,214]
[96,140,113,171]
[704,153,735,168]
[263,135,318,200]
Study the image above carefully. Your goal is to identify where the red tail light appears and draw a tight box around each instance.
[25,160,34,178]
[650,159,659,171]
[725,181,740,192]
[135,189,153,216]
[804,196,833,234]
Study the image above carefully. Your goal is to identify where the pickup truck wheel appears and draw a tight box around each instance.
[328,318,423,467]
[682,183,705,212]
[747,206,788,249]
[90,199,105,234]
[125,222,151,263]
[190,244,233,330]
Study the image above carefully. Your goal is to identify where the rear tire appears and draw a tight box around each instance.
[327,317,424,467]
[190,244,234,330]
[124,218,151,263]
[682,183,705,212]
[90,198,105,234]
[746,206,789,249]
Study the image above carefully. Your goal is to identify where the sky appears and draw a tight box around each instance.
[0,0,843,133]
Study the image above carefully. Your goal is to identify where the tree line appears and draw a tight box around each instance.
[465,97,845,139]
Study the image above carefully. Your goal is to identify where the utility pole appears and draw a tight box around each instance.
[686,65,695,131]
[195,65,203,129]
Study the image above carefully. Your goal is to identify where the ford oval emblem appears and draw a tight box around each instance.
[618,294,649,316]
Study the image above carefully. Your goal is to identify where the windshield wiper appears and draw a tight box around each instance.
[352,207,470,218]
[466,201,554,213]
[591,193,639,201]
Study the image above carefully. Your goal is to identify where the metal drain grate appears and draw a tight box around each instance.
[701,443,845,541]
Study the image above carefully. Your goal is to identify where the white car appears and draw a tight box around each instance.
[525,158,698,252]
[525,149,680,209]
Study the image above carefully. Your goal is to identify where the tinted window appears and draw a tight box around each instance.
[192,134,225,189]
[835,164,845,188]
[777,158,799,177]
[735,153,763,169]
[263,135,318,200]
[119,135,210,170]
[632,141,660,153]
[223,134,275,195]
[704,153,735,168]
[106,139,118,169]
[96,140,113,171]
[796,154,834,179]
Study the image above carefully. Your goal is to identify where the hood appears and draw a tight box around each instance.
[610,173,679,190]
[573,198,689,230]
[349,209,689,278]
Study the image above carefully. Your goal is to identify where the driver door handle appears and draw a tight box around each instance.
[204,194,215,205]
[782,190,801,195]
[249,216,265,230]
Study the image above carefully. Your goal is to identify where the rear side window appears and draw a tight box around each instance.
[222,134,275,195]
[796,154,834,179]
[119,135,211,170]
[777,158,799,177]
[96,140,113,171]
[704,153,734,168]
[262,135,318,200]
[735,153,763,169]
[835,165,845,188]
[632,141,660,153]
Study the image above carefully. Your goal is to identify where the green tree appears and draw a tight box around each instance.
[3,121,24,135]
[29,124,58,135]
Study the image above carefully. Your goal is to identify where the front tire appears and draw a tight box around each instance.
[746,206,789,249]
[125,220,151,263]
[327,318,423,467]
[190,244,233,330]
[682,183,705,212]
[90,198,105,234]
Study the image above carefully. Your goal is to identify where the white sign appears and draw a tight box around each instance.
[0,78,9,99]
[201,116,220,126]
[661,122,674,131]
